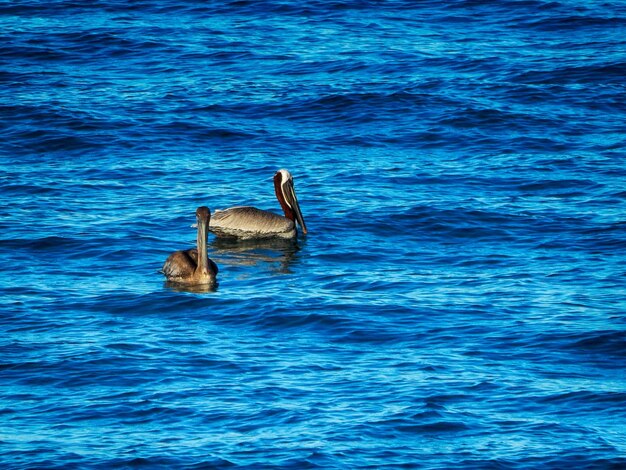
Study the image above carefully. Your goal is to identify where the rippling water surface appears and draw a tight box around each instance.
[2,1,626,468]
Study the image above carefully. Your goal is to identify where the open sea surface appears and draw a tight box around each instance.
[1,1,626,468]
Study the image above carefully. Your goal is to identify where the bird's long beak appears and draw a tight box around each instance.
[285,181,307,235]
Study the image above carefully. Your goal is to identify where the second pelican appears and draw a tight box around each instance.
[163,206,218,286]
[210,169,308,240]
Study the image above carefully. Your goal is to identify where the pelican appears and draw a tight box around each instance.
[209,169,307,239]
[163,206,218,285]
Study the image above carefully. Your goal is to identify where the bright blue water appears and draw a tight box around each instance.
[1,1,626,468]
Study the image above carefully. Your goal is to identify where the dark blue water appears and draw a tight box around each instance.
[2,1,626,468]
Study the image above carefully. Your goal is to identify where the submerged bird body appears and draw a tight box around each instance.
[209,169,307,240]
[163,206,218,285]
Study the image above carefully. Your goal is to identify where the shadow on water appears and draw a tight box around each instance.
[164,280,218,294]
[210,236,303,274]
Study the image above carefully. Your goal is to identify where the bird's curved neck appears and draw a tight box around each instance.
[274,174,294,221]
[196,219,210,275]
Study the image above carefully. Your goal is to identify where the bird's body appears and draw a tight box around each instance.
[210,206,296,239]
[162,248,219,282]
[163,206,218,285]
[209,169,307,240]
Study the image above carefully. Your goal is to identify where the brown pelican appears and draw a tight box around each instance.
[163,206,218,285]
[209,169,307,239]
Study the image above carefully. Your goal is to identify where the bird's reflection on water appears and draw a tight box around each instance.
[210,237,303,275]
[164,281,219,294]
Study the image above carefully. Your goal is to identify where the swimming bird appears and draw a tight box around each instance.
[163,206,218,285]
[209,169,308,239]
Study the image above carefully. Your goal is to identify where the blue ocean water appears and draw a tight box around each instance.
[1,0,626,468]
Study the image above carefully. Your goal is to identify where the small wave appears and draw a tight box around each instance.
[108,456,236,469]
[570,330,626,358]
[364,205,520,242]
[513,61,626,84]
[519,14,626,32]
[517,178,602,193]
[0,44,70,62]
[439,105,560,132]
[395,421,471,434]
[537,390,626,409]
[0,236,91,252]
[534,330,626,361]
[152,121,262,142]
